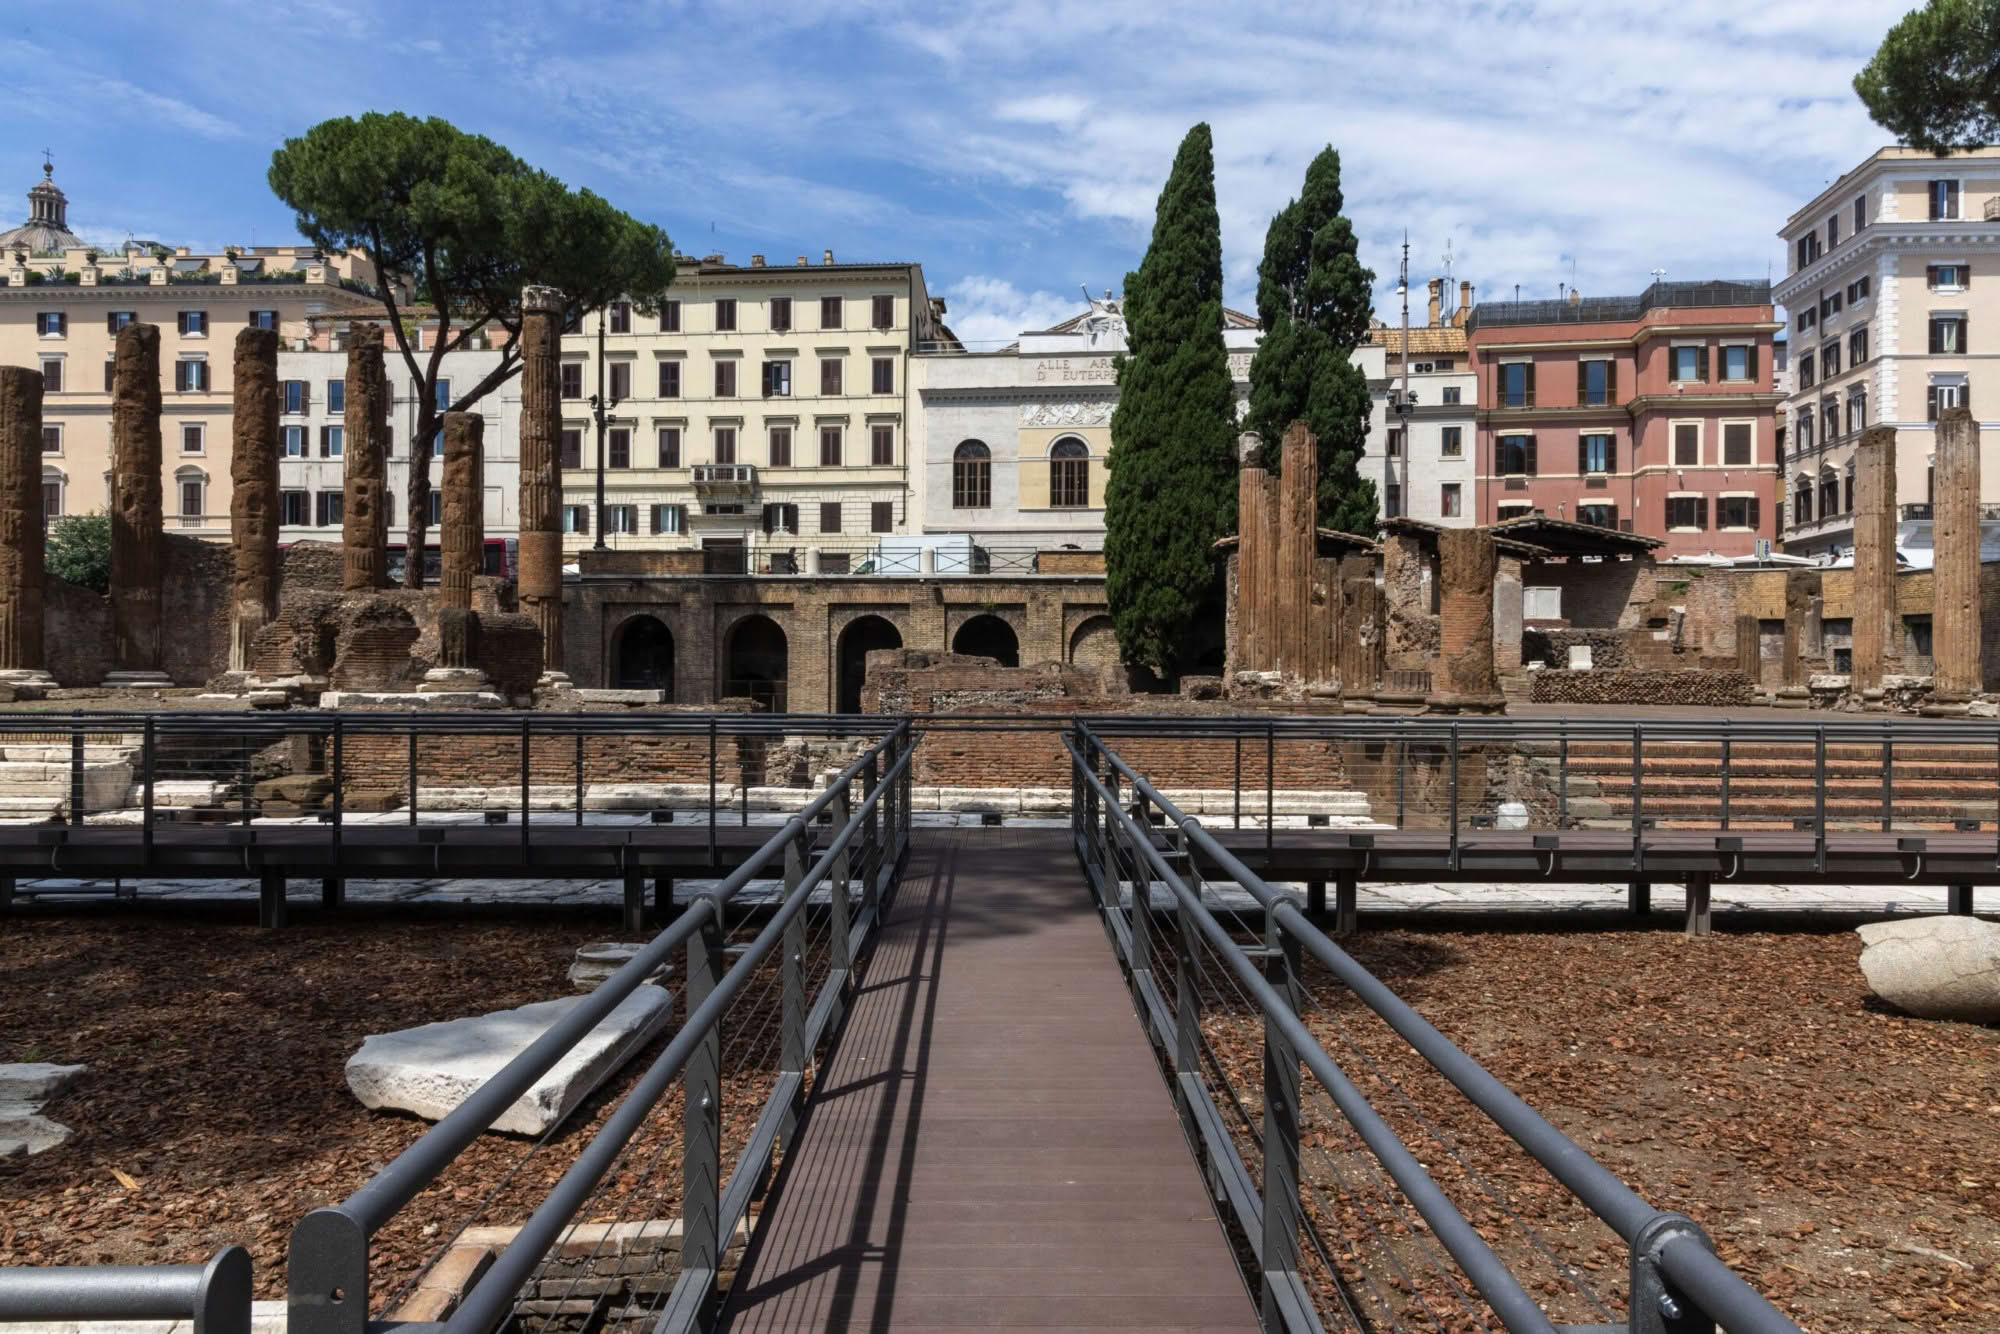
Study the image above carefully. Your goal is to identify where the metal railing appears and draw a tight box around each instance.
[289,723,916,1334]
[0,1247,252,1334]
[1066,725,1806,1333]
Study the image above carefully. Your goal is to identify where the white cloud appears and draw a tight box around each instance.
[940,276,1086,348]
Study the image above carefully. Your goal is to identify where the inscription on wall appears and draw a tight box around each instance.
[1030,357,1116,384]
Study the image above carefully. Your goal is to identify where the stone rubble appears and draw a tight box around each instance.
[0,1061,86,1157]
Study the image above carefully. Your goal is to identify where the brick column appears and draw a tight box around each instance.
[1275,422,1317,679]
[1734,613,1760,681]
[229,328,280,672]
[1776,571,1819,705]
[107,322,166,683]
[1851,425,1898,693]
[1429,526,1503,712]
[0,366,47,683]
[1336,555,1382,706]
[1493,554,1524,685]
[1236,465,1268,672]
[1382,529,1429,670]
[439,412,485,611]
[1931,406,1982,701]
[341,328,390,592]
[518,285,568,682]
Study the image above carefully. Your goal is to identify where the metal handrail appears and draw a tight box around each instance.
[287,723,915,1334]
[0,1247,252,1334]
[1074,724,1807,1334]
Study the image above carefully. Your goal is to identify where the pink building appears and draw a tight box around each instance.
[1467,281,1782,558]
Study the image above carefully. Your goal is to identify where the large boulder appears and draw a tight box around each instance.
[346,986,672,1135]
[1855,917,2000,1022]
[0,1062,86,1157]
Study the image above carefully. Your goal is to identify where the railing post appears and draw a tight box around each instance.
[780,829,810,1141]
[1626,1212,1718,1334]
[1172,825,1200,1105]
[1264,720,1274,855]
[330,718,343,858]
[1719,732,1730,831]
[406,728,418,828]
[1557,731,1568,829]
[900,723,913,850]
[1396,738,1407,830]
[1631,724,1645,883]
[574,731,585,827]
[1260,922,1303,1327]
[682,903,726,1289]
[1881,731,1893,834]
[707,716,718,868]
[1233,733,1242,830]
[1815,727,1827,874]
[65,725,83,828]
[1448,724,1460,872]
[829,780,853,982]
[518,715,531,859]
[141,717,155,858]
[860,748,881,915]
[882,730,901,862]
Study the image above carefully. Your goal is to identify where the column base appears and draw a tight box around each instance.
[101,670,172,689]
[1424,692,1508,715]
[420,666,492,693]
[1772,686,1811,709]
[0,669,53,701]
[538,671,574,689]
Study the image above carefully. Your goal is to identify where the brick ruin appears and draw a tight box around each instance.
[340,329,391,593]
[229,328,280,671]
[107,322,166,685]
[0,365,46,688]
[518,285,567,684]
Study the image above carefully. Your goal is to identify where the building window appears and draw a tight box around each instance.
[1928,379,1969,420]
[1849,327,1868,365]
[819,425,842,466]
[176,310,207,337]
[714,359,737,397]
[559,428,582,469]
[560,363,583,399]
[1673,422,1700,466]
[1855,195,1867,232]
[282,425,305,458]
[1847,275,1871,305]
[1847,387,1867,433]
[1821,469,1841,518]
[1665,495,1706,530]
[1497,502,1533,521]
[1499,362,1532,407]
[1928,263,1968,292]
[766,425,791,467]
[1670,345,1707,382]
[872,295,894,329]
[657,426,681,467]
[1827,213,1839,248]
[715,426,737,464]
[871,500,894,533]
[39,475,61,518]
[280,490,309,526]
[1384,483,1402,518]
[39,358,63,394]
[1798,350,1815,389]
[870,424,895,466]
[244,309,276,331]
[562,504,589,534]
[102,359,114,392]
[821,296,842,329]
[871,357,894,394]
[608,301,631,334]
[319,425,343,457]
[608,361,631,401]
[180,478,204,521]
[762,359,791,397]
[40,424,60,455]
[820,358,842,395]
[1793,478,1812,525]
[283,380,307,414]
[1798,306,1816,333]
[1442,385,1461,405]
[1385,428,1403,457]
[1821,340,1840,377]
[1820,290,1842,320]
[605,504,637,534]
[1578,358,1613,405]
[1930,314,1967,354]
[608,427,630,469]
[1821,397,1840,441]
[1050,438,1090,508]
[1440,482,1461,518]
[1580,433,1614,474]
[1497,433,1535,475]
[652,503,686,535]
[106,311,135,333]
[658,360,681,398]
[36,311,67,338]
[1723,422,1752,466]
[820,500,842,533]
[953,440,991,508]
[660,300,680,333]
[1578,502,1617,529]
[1440,426,1462,457]
[1796,409,1814,450]
[325,379,344,415]
[1717,496,1759,530]
[182,423,204,455]
[770,297,791,333]
[714,298,736,332]
[316,491,343,527]
[1721,344,1753,381]
[1930,178,1961,220]
[762,502,798,536]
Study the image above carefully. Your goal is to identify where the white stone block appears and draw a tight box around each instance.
[1856,917,2000,1022]
[1567,644,1594,670]
[0,1062,87,1102]
[346,985,674,1136]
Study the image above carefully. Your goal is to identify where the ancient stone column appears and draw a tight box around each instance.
[1336,556,1383,705]
[1931,407,1982,701]
[229,328,280,672]
[1430,526,1502,712]
[341,328,390,592]
[439,411,485,611]
[1237,465,1268,673]
[518,285,567,681]
[1851,425,1899,692]
[0,366,48,682]
[1275,422,1318,679]
[1778,570,1820,700]
[1734,613,1761,681]
[107,323,166,683]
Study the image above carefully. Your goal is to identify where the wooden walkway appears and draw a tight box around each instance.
[721,828,1257,1333]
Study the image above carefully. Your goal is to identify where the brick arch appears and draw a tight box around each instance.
[945,605,1026,653]
[1067,614,1119,667]
[718,609,792,711]
[610,613,676,695]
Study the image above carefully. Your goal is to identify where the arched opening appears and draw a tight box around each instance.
[613,615,675,695]
[725,614,788,711]
[1049,436,1090,508]
[1067,615,1119,668]
[836,615,903,714]
[952,614,1019,668]
[952,439,990,509]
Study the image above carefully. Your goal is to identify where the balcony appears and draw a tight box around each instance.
[691,464,756,497]
[1985,197,2000,222]
[1901,502,2000,521]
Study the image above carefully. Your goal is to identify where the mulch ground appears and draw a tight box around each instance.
[1191,925,2000,1332]
[0,912,805,1304]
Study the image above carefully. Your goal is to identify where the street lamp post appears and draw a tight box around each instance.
[588,306,623,551]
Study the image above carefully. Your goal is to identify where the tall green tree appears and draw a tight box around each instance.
[1244,147,1377,533]
[1104,123,1241,678]
[269,113,674,586]
[1854,0,2000,151]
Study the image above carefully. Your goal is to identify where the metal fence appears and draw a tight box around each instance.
[1066,724,1807,1333]
[0,1247,251,1334]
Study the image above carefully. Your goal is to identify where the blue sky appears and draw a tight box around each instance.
[4,0,1906,346]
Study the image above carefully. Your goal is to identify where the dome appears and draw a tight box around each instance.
[0,162,85,254]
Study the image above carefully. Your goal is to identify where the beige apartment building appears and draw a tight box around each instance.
[0,163,382,527]
[556,252,949,571]
[1775,146,2000,557]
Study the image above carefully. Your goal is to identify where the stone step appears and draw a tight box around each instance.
[413,784,743,812]
[0,796,62,823]
[0,744,140,764]
[124,780,228,808]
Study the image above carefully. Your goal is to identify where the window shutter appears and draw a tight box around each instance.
[1525,435,1538,475]
[1578,438,1588,475]
[1696,345,1710,382]
[1696,496,1709,530]
[577,507,588,535]
[1524,362,1535,404]
[105,312,118,335]
[318,426,329,457]
[1576,360,1586,404]
[1749,497,1761,530]
[1606,437,1617,472]
[1965,384,1973,415]
[176,311,187,335]
[1606,360,1616,401]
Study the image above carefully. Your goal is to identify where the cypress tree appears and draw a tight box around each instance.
[1104,124,1241,678]
[1244,147,1378,533]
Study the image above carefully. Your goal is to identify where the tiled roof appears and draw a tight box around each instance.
[1366,323,1469,356]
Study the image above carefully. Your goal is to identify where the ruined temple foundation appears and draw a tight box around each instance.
[105,323,170,687]
[1427,527,1505,713]
[0,366,50,693]
[519,287,570,689]
[1851,425,1899,701]
[1927,407,1982,711]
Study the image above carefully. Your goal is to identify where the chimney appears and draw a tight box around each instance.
[1567,287,1581,307]
[1427,277,1442,327]
[1459,280,1471,319]
[822,248,835,265]
[750,254,765,267]
[796,255,808,266]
